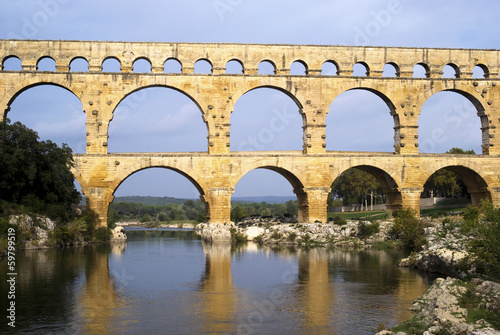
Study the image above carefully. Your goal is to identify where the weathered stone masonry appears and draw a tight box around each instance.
[2,39,500,227]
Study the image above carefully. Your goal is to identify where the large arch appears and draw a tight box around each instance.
[5,83,86,153]
[231,165,308,221]
[230,86,304,151]
[332,165,402,212]
[110,166,208,221]
[419,165,491,207]
[419,89,486,154]
[326,88,397,152]
[108,86,207,152]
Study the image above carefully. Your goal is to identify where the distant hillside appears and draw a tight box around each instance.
[113,196,186,206]
[231,196,296,204]
[112,195,296,205]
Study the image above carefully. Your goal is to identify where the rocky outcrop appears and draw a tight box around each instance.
[377,277,500,335]
[111,226,127,241]
[398,224,472,278]
[9,214,56,249]
[196,223,233,242]
[233,220,393,247]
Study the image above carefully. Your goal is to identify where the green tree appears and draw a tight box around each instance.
[0,120,80,220]
[423,148,474,198]
[331,168,384,207]
[285,200,298,216]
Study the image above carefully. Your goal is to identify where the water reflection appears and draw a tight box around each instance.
[297,248,335,334]
[199,242,236,334]
[77,244,127,334]
[0,231,436,335]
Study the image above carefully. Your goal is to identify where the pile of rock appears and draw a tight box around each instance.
[9,214,55,249]
[398,222,472,278]
[377,277,500,335]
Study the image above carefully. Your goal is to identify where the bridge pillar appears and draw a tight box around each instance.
[469,187,493,207]
[400,188,422,216]
[82,187,114,228]
[488,187,500,208]
[296,187,330,223]
[203,187,233,224]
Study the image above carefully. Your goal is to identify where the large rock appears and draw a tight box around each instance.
[197,223,233,242]
[244,226,265,241]
[111,226,127,241]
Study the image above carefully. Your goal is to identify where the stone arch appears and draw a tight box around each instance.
[443,63,460,78]
[419,88,487,154]
[321,60,339,75]
[109,85,207,152]
[419,165,491,206]
[225,59,244,74]
[3,80,82,117]
[413,63,430,78]
[164,58,182,73]
[102,57,121,72]
[36,56,56,71]
[258,60,277,75]
[290,60,308,75]
[1,55,22,70]
[232,164,309,221]
[353,62,370,76]
[473,64,489,78]
[326,87,398,152]
[194,58,213,74]
[111,165,206,198]
[333,164,402,212]
[230,85,304,151]
[132,57,152,73]
[383,62,400,77]
[69,57,89,72]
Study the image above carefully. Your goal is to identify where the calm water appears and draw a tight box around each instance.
[0,229,437,335]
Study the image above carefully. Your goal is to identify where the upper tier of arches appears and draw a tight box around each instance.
[1,40,500,78]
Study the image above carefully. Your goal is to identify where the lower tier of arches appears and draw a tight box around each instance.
[72,152,500,227]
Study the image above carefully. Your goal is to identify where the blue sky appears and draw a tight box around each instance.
[1,0,498,199]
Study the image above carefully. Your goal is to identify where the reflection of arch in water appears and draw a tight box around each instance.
[198,241,235,334]
[297,248,335,334]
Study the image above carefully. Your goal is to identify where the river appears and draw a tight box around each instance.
[0,229,438,334]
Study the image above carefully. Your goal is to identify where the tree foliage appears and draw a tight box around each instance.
[330,168,384,206]
[0,120,80,220]
[422,148,474,198]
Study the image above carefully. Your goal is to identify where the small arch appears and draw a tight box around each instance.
[225,59,244,74]
[2,56,22,71]
[164,58,182,73]
[102,57,121,73]
[37,56,56,71]
[258,60,276,75]
[382,63,399,77]
[133,58,152,73]
[321,61,338,76]
[353,62,369,76]
[194,59,212,74]
[472,64,489,79]
[69,57,89,72]
[290,60,307,75]
[413,63,429,78]
[443,63,460,78]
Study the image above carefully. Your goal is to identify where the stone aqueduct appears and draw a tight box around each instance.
[2,39,500,227]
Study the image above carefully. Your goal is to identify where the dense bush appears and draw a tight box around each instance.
[391,208,426,252]
[466,201,500,279]
[357,221,380,239]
